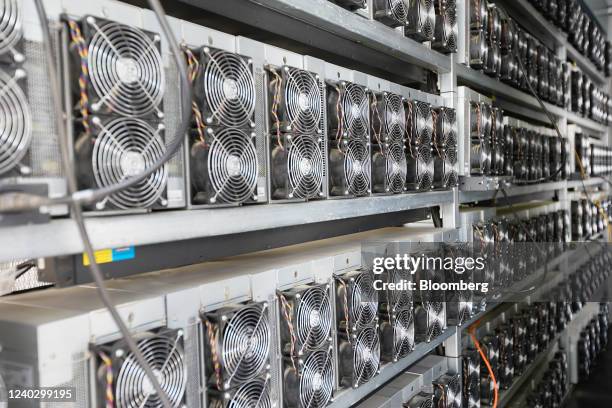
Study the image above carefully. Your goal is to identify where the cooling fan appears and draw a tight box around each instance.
[406,392,434,408]
[0,0,23,64]
[208,378,272,408]
[433,107,458,189]
[269,65,323,135]
[270,134,324,200]
[405,0,436,42]
[190,128,258,205]
[408,100,433,146]
[479,336,500,406]
[433,374,461,408]
[371,92,406,142]
[470,0,488,30]
[327,81,369,139]
[379,268,413,313]
[0,68,31,176]
[373,0,409,27]
[469,29,488,70]
[202,302,271,390]
[407,144,434,191]
[329,139,371,197]
[336,271,379,333]
[414,301,446,343]
[194,47,256,128]
[283,348,334,408]
[338,326,380,388]
[463,349,480,408]
[278,283,332,355]
[433,0,458,54]
[75,16,165,118]
[380,308,415,362]
[469,102,492,175]
[371,142,407,194]
[93,329,187,408]
[75,117,168,210]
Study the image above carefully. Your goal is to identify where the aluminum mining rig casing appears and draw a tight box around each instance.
[179,21,268,208]
[304,56,371,199]
[58,0,186,214]
[238,38,328,203]
[0,0,68,218]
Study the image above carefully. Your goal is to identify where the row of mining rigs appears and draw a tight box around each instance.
[528,0,612,76]
[570,197,610,241]
[571,68,612,125]
[457,87,570,189]
[575,304,610,383]
[464,0,573,112]
[523,351,569,408]
[328,0,458,55]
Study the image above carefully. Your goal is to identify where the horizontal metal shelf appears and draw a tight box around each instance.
[498,0,608,85]
[178,0,451,75]
[456,64,608,133]
[459,180,567,203]
[567,177,608,189]
[0,190,453,262]
[328,326,457,408]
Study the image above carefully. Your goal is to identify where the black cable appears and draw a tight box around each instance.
[32,1,184,406]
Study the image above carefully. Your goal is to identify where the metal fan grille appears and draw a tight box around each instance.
[426,302,445,339]
[287,135,324,199]
[342,82,369,139]
[414,101,433,145]
[0,69,31,174]
[393,309,415,360]
[227,378,272,408]
[407,393,433,408]
[416,144,433,189]
[445,375,462,408]
[92,118,167,209]
[208,129,258,204]
[299,349,334,408]
[350,273,378,330]
[284,67,322,133]
[386,142,407,193]
[387,269,413,311]
[408,0,436,40]
[202,48,255,128]
[353,327,380,386]
[221,304,270,384]
[442,5,458,50]
[388,0,409,22]
[0,0,20,57]
[114,334,187,407]
[87,19,164,117]
[384,93,405,141]
[344,139,371,196]
[295,286,332,351]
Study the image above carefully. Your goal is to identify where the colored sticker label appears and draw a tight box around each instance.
[83,246,135,266]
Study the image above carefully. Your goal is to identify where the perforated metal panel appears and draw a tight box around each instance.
[268,295,281,403]
[255,67,269,202]
[184,324,202,408]
[40,356,89,408]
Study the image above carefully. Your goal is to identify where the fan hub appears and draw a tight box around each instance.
[298,93,310,111]
[353,160,363,174]
[116,57,140,84]
[350,104,360,118]
[361,348,372,360]
[311,372,323,391]
[120,151,146,177]
[309,309,321,328]
[299,158,313,175]
[225,154,242,177]
[223,78,239,100]
[141,368,163,396]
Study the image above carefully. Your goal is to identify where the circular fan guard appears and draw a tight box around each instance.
[208,129,258,204]
[385,142,407,193]
[284,67,322,134]
[92,118,167,209]
[426,302,445,339]
[416,144,433,189]
[387,269,413,311]
[0,0,21,57]
[221,304,270,384]
[344,140,371,196]
[384,93,405,141]
[226,379,272,408]
[353,327,380,386]
[299,350,334,408]
[287,135,324,199]
[444,376,462,408]
[393,309,415,359]
[387,0,409,23]
[114,335,187,408]
[442,6,457,50]
[342,82,369,139]
[88,20,164,117]
[414,102,433,145]
[295,286,332,351]
[350,273,378,330]
[0,70,31,174]
[202,49,256,128]
[420,0,436,40]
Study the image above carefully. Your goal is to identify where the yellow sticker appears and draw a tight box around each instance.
[83,249,113,266]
